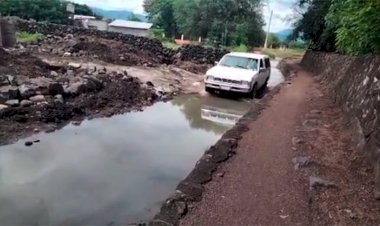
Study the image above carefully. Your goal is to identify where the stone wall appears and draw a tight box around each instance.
[301,51,380,198]
[12,19,228,66]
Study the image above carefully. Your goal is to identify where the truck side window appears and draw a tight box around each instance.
[265,58,271,68]
[260,59,264,69]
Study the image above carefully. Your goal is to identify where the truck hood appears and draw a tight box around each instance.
[206,66,257,81]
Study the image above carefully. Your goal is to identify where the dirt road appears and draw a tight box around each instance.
[181,62,380,225]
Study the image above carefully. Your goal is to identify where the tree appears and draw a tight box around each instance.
[144,0,177,37]
[128,13,143,22]
[291,0,336,51]
[326,0,380,54]
[0,0,98,24]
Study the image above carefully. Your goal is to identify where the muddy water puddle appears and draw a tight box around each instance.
[0,95,250,225]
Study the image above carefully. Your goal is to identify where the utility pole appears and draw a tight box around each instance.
[264,9,273,49]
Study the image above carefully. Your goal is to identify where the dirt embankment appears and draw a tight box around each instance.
[0,48,165,145]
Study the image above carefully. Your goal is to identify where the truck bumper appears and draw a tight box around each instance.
[205,82,251,93]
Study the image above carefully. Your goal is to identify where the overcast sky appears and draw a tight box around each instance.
[71,0,296,32]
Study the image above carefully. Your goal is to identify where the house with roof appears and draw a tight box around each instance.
[108,19,153,37]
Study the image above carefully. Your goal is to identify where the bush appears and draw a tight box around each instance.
[232,44,248,52]
[16,31,43,43]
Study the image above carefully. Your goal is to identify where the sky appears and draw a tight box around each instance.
[71,0,296,32]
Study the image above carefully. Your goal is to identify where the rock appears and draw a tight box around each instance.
[0,104,8,110]
[65,82,87,95]
[310,110,322,114]
[33,140,40,143]
[292,137,304,146]
[63,52,72,57]
[309,176,336,189]
[146,81,155,87]
[66,69,75,77]
[72,121,81,126]
[25,141,34,147]
[303,119,321,127]
[20,100,33,107]
[50,71,59,77]
[54,94,64,103]
[8,87,21,100]
[292,156,313,169]
[85,77,103,92]
[30,95,46,103]
[19,84,37,99]
[5,99,20,107]
[68,62,81,69]
[48,83,64,96]
[34,128,39,133]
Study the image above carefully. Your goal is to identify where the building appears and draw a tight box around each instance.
[73,15,108,31]
[108,20,153,37]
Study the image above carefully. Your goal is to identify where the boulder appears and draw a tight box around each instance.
[5,99,20,107]
[8,87,21,100]
[65,82,87,95]
[68,62,81,69]
[30,95,46,103]
[19,84,37,99]
[54,94,64,103]
[85,77,103,92]
[48,83,64,96]
[0,104,8,111]
[20,100,33,107]
[63,52,71,57]
[50,71,59,77]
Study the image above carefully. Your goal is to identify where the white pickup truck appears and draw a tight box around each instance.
[205,52,271,98]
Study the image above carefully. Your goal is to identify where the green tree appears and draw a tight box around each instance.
[326,0,380,54]
[292,0,336,51]
[0,0,98,24]
[128,13,143,22]
[144,0,177,37]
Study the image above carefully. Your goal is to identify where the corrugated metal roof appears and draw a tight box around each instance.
[73,15,96,20]
[108,19,153,30]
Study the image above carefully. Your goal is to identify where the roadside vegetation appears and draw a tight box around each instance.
[292,0,380,55]
[16,32,43,43]
[262,48,305,59]
[0,0,100,24]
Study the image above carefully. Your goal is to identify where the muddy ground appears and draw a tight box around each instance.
[0,33,209,145]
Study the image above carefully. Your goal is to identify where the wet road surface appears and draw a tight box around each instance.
[0,95,250,225]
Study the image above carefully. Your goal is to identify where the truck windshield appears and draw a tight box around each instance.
[219,56,258,70]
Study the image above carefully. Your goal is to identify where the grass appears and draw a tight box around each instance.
[16,31,43,43]
[261,48,305,59]
[231,44,248,52]
[163,41,181,50]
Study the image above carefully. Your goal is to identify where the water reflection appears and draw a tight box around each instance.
[0,95,250,225]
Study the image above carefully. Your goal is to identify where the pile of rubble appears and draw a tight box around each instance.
[15,19,175,64]
[0,49,165,125]
[176,45,229,65]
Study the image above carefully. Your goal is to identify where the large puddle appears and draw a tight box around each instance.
[0,95,251,225]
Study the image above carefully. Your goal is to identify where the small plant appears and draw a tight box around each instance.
[16,32,43,43]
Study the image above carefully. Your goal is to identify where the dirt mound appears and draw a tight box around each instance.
[177,45,229,65]
[0,49,52,79]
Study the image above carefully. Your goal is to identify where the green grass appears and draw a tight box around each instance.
[261,48,305,59]
[231,44,248,52]
[163,41,181,50]
[16,31,43,43]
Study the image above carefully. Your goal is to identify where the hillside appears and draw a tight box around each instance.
[276,29,292,41]
[91,7,146,21]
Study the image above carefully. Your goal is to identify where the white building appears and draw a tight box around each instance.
[108,20,153,37]
[73,15,108,31]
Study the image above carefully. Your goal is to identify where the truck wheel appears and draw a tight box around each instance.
[205,87,213,93]
[248,84,258,99]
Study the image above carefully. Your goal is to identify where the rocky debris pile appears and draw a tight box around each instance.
[14,19,175,64]
[176,45,229,65]
[0,51,168,127]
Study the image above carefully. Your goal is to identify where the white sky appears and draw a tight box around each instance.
[71,0,296,32]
